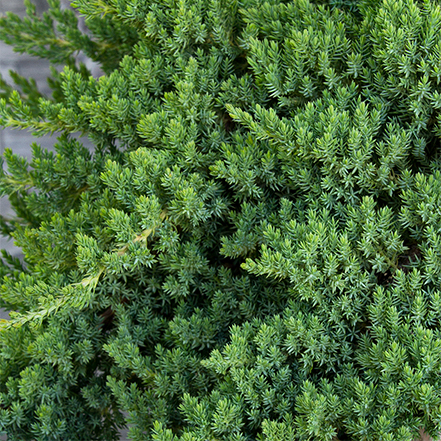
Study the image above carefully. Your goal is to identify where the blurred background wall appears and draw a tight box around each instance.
[0,0,60,259]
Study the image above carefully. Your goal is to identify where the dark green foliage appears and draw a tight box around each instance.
[2,0,441,439]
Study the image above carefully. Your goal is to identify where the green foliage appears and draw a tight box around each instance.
[2,0,441,439]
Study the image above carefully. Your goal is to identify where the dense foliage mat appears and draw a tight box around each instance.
[2,0,441,439]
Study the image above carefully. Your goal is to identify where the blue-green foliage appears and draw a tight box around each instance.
[1,0,441,439]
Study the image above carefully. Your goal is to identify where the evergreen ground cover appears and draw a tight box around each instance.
[2,0,441,439]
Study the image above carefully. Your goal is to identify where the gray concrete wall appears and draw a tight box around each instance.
[0,0,98,260]
[0,0,57,260]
